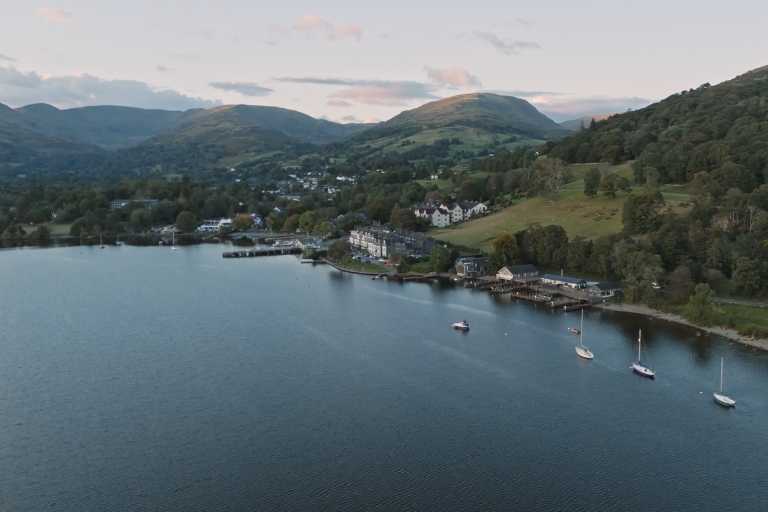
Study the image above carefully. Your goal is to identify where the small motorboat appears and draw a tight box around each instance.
[570,327,581,335]
[452,320,470,331]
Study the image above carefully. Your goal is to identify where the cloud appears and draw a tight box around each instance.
[0,53,16,62]
[424,66,481,87]
[490,89,651,121]
[321,114,381,124]
[470,31,539,55]
[513,18,532,27]
[277,76,437,106]
[208,81,273,97]
[0,66,220,110]
[35,8,72,23]
[157,65,169,72]
[293,15,362,41]
[327,99,352,107]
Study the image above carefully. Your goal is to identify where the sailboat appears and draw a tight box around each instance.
[171,230,178,251]
[631,329,655,378]
[100,235,105,249]
[713,357,735,407]
[575,309,593,359]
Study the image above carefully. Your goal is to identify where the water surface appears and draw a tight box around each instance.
[1,245,767,510]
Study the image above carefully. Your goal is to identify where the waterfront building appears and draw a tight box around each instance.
[109,199,159,211]
[455,257,488,278]
[412,206,451,228]
[540,274,588,289]
[349,227,437,258]
[497,264,540,284]
[588,281,623,300]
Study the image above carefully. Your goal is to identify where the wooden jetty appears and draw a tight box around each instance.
[222,247,302,258]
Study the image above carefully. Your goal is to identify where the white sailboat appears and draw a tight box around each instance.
[713,357,735,407]
[631,329,655,378]
[171,230,178,251]
[575,309,593,359]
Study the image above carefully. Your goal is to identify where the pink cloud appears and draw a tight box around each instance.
[293,15,361,41]
[327,99,353,107]
[35,8,72,23]
[424,66,481,87]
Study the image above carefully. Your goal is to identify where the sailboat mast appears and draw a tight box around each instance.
[580,310,583,347]
[638,330,642,361]
[720,357,724,394]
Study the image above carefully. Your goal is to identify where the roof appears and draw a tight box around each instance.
[541,274,587,284]
[591,281,622,291]
[458,201,481,209]
[500,264,539,275]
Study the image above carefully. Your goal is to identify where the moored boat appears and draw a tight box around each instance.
[713,357,735,407]
[632,329,655,379]
[575,310,593,360]
[452,320,470,330]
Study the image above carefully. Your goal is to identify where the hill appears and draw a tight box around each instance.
[559,113,616,132]
[336,93,570,161]
[13,104,200,149]
[157,104,371,146]
[547,64,768,189]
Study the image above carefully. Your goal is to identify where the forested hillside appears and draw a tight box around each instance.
[547,65,768,191]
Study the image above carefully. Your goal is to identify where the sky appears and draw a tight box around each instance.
[0,0,767,123]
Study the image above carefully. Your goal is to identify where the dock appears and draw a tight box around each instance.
[223,247,302,258]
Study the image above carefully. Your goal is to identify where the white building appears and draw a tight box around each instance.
[412,206,451,228]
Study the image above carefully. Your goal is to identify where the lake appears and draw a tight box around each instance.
[1,244,767,510]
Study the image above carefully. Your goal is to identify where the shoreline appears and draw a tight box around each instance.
[595,303,768,351]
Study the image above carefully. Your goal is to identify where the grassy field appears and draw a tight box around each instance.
[431,189,630,251]
[341,256,386,272]
[714,303,768,332]
[48,223,72,236]
[431,161,693,252]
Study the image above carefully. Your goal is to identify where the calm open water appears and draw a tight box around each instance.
[1,244,767,511]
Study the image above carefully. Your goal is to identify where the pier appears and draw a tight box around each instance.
[223,247,302,258]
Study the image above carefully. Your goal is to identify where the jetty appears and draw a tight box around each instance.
[222,247,302,258]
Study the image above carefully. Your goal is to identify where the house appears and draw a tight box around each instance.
[458,201,487,220]
[588,281,623,300]
[109,199,159,211]
[497,264,540,284]
[273,206,283,214]
[412,206,451,228]
[540,274,587,289]
[440,203,465,224]
[455,257,488,278]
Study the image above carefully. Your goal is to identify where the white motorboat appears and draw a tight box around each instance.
[575,310,593,360]
[631,329,655,379]
[452,320,470,331]
[713,357,735,407]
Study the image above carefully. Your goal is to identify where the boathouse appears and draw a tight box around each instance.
[455,257,488,278]
[540,274,587,290]
[497,264,540,284]
[588,281,622,300]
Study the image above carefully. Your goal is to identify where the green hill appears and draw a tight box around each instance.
[158,104,372,146]
[559,113,617,132]
[14,104,200,149]
[548,64,768,189]
[338,93,570,160]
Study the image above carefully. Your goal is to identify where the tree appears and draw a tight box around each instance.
[282,214,300,232]
[232,213,254,231]
[313,221,332,237]
[130,208,153,232]
[490,234,520,268]
[685,283,714,325]
[429,245,452,273]
[175,211,198,233]
[584,168,601,197]
[732,257,763,296]
[266,212,282,231]
[29,225,50,240]
[599,174,618,198]
[22,209,46,225]
[457,179,484,201]
[299,210,321,233]
[328,240,352,261]
[389,206,418,230]
[365,197,396,223]
[535,158,571,200]
[667,265,695,299]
